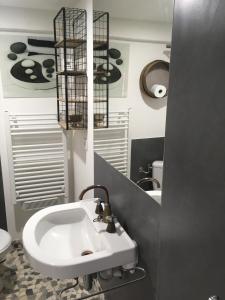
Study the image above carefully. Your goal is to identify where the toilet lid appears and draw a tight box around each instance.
[0,229,11,253]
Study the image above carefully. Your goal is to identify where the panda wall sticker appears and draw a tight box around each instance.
[0,35,57,98]
[0,36,129,99]
[94,41,129,98]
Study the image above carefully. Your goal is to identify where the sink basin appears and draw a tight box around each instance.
[23,199,137,279]
[146,190,162,205]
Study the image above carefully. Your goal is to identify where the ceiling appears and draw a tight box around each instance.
[0,0,81,11]
[0,0,174,23]
[93,0,174,23]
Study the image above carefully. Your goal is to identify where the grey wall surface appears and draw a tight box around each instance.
[94,153,160,300]
[158,0,225,299]
[0,161,7,230]
[130,137,164,190]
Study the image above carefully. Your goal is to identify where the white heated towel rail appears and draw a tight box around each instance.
[94,111,129,176]
[6,113,68,210]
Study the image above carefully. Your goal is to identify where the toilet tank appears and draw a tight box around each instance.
[152,160,164,190]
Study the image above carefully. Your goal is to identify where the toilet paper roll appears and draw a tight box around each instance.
[150,84,167,98]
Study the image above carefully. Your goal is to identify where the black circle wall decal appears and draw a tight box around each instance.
[116,59,123,65]
[46,67,55,74]
[108,48,121,59]
[8,53,17,60]
[10,42,27,54]
[43,59,55,68]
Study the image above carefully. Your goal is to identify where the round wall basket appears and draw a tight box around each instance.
[140,60,169,99]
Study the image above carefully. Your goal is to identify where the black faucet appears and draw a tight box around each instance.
[79,185,116,234]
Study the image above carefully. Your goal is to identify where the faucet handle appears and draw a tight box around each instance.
[106,216,116,233]
[138,163,152,175]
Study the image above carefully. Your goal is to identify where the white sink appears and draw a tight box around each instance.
[23,199,137,279]
[146,190,162,205]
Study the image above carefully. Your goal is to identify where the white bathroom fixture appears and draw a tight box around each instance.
[23,199,137,279]
[0,229,11,260]
[146,190,162,205]
[0,229,12,292]
[6,113,68,210]
[94,111,129,177]
[152,160,164,190]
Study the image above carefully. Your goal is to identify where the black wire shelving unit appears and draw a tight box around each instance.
[54,7,87,130]
[54,8,109,130]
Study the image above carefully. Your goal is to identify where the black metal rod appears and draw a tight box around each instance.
[93,11,108,23]
[72,10,86,30]
[106,12,109,128]
[58,278,79,298]
[62,7,69,130]
[53,7,64,22]
[53,16,60,122]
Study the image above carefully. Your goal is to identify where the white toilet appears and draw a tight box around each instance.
[152,160,164,190]
[0,229,12,292]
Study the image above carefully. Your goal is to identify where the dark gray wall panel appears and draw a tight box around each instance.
[94,153,160,300]
[158,0,225,299]
[0,161,7,230]
[130,137,164,189]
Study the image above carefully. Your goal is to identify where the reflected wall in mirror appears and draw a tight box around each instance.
[93,0,174,201]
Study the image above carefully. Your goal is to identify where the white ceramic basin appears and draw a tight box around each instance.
[146,190,162,205]
[23,199,137,279]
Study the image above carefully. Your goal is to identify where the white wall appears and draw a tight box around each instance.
[0,3,94,238]
[110,18,171,43]
[0,6,55,33]
[109,40,169,140]
[72,0,94,200]
[109,18,171,141]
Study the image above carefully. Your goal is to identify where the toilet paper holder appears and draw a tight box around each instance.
[140,60,169,99]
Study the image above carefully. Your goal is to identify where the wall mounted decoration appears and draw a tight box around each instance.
[0,35,56,98]
[94,41,129,98]
[54,7,88,130]
[140,60,169,99]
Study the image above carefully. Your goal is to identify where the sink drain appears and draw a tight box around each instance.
[81,250,93,256]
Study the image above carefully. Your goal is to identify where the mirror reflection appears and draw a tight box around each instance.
[93,0,174,204]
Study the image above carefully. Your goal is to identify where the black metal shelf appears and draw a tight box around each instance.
[57,71,106,76]
[58,98,109,103]
[55,38,107,49]
[54,7,87,130]
[57,71,86,76]
[54,7,109,130]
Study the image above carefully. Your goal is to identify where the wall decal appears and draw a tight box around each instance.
[0,35,56,98]
[94,42,129,98]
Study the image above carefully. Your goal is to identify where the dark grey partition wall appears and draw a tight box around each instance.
[130,137,164,187]
[95,153,160,300]
[158,0,225,299]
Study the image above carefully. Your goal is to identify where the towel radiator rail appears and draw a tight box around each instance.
[6,112,68,210]
[94,111,129,176]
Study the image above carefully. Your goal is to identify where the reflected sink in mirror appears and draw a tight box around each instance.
[146,190,162,205]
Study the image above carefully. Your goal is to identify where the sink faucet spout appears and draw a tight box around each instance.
[79,185,116,233]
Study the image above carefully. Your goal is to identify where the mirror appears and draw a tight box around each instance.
[93,0,174,202]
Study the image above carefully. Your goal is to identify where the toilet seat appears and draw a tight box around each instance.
[0,229,11,255]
